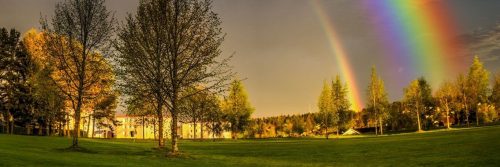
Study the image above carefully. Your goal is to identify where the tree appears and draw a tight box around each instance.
[404,77,432,132]
[456,74,469,126]
[435,81,457,129]
[92,91,119,138]
[0,28,36,135]
[366,66,389,135]
[331,76,350,137]
[23,29,67,136]
[317,81,334,139]
[467,56,490,126]
[222,80,253,139]
[204,96,223,141]
[125,94,156,140]
[179,88,219,139]
[114,0,232,154]
[387,101,412,131]
[41,0,115,148]
[492,73,500,112]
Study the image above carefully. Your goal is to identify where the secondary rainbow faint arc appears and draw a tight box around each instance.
[311,0,363,111]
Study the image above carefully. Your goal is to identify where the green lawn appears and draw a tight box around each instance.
[0,126,499,167]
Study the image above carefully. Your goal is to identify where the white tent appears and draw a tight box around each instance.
[342,128,361,135]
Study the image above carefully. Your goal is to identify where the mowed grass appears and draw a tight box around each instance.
[0,126,499,167]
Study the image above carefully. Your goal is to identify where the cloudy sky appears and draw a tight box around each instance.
[1,0,499,117]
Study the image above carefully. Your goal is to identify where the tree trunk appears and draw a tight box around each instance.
[59,122,62,136]
[374,120,378,136]
[193,121,197,139]
[26,124,30,135]
[417,111,422,132]
[47,122,51,136]
[476,107,480,126]
[170,109,179,154]
[2,121,5,134]
[87,114,91,138]
[464,95,469,127]
[336,127,339,138]
[156,101,164,148]
[379,117,383,135]
[153,120,156,140]
[142,116,145,140]
[92,110,96,138]
[10,120,13,135]
[65,119,67,137]
[38,123,42,135]
[446,103,450,129]
[212,125,216,141]
[73,102,82,148]
[200,121,204,140]
[325,126,329,139]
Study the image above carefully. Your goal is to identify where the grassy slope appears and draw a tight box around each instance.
[0,126,499,167]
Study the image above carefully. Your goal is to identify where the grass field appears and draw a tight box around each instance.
[0,126,499,167]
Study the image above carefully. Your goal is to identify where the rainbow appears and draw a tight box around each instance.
[311,0,466,110]
[311,0,363,111]
[362,0,466,86]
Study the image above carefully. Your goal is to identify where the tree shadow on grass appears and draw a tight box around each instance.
[55,146,98,154]
[52,143,195,160]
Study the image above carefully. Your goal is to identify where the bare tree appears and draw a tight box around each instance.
[41,0,115,148]
[114,0,232,155]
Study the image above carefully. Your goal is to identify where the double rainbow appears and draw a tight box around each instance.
[312,0,465,111]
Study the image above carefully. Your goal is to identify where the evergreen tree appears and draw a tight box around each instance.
[0,28,35,134]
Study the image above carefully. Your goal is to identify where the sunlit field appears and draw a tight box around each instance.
[1,126,498,167]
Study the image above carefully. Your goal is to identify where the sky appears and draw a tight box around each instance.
[1,0,499,117]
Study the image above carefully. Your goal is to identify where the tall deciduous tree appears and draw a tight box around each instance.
[404,77,432,132]
[41,0,115,148]
[23,29,67,136]
[366,66,388,135]
[467,56,490,126]
[115,0,232,154]
[222,80,253,139]
[435,81,457,129]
